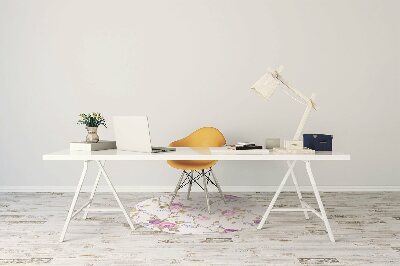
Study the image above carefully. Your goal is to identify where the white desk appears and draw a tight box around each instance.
[43,148,350,242]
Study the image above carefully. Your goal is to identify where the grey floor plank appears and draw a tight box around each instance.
[0,192,399,265]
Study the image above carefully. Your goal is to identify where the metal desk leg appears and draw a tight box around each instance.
[83,161,105,220]
[95,160,135,230]
[287,161,309,220]
[257,161,296,230]
[60,160,88,242]
[305,161,335,242]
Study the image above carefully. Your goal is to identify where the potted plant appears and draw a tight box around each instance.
[77,112,107,143]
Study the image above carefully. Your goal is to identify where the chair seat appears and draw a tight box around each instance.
[168,127,226,213]
[167,160,217,170]
[167,127,225,171]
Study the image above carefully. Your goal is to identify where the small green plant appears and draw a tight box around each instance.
[77,112,107,128]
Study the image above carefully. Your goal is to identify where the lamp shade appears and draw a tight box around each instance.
[251,66,313,107]
[250,66,283,99]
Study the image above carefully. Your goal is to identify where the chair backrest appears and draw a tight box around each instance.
[169,127,226,148]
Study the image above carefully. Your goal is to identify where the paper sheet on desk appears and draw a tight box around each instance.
[210,147,270,154]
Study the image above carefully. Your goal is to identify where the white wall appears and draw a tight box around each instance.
[1,0,399,190]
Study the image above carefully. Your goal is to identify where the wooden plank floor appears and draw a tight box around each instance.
[0,192,399,265]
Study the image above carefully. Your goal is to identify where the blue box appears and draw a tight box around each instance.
[303,134,333,151]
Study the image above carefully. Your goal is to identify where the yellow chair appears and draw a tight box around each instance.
[168,127,226,213]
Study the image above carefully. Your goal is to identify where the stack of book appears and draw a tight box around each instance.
[70,140,117,151]
[235,142,263,150]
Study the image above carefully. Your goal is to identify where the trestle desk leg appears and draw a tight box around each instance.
[95,160,135,231]
[60,160,88,242]
[305,161,335,242]
[287,160,309,220]
[83,161,105,220]
[257,161,296,230]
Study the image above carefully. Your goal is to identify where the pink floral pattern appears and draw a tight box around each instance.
[131,193,263,235]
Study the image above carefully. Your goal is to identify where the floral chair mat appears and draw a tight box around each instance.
[130,193,264,234]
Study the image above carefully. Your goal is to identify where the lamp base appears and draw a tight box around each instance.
[272,147,315,154]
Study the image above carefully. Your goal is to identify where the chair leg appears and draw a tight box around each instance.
[210,168,226,203]
[170,171,185,206]
[202,170,211,214]
[187,170,193,200]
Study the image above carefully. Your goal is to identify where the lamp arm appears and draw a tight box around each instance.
[276,76,310,105]
[293,93,316,141]
[268,68,318,141]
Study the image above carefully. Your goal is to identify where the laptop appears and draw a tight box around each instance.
[113,116,175,153]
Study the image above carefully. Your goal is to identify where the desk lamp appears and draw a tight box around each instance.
[251,66,317,153]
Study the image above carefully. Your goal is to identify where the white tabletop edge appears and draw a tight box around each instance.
[43,148,350,161]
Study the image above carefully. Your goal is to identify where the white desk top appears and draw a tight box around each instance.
[43,148,350,161]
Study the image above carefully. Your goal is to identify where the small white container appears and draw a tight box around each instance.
[284,140,304,150]
[265,138,281,149]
